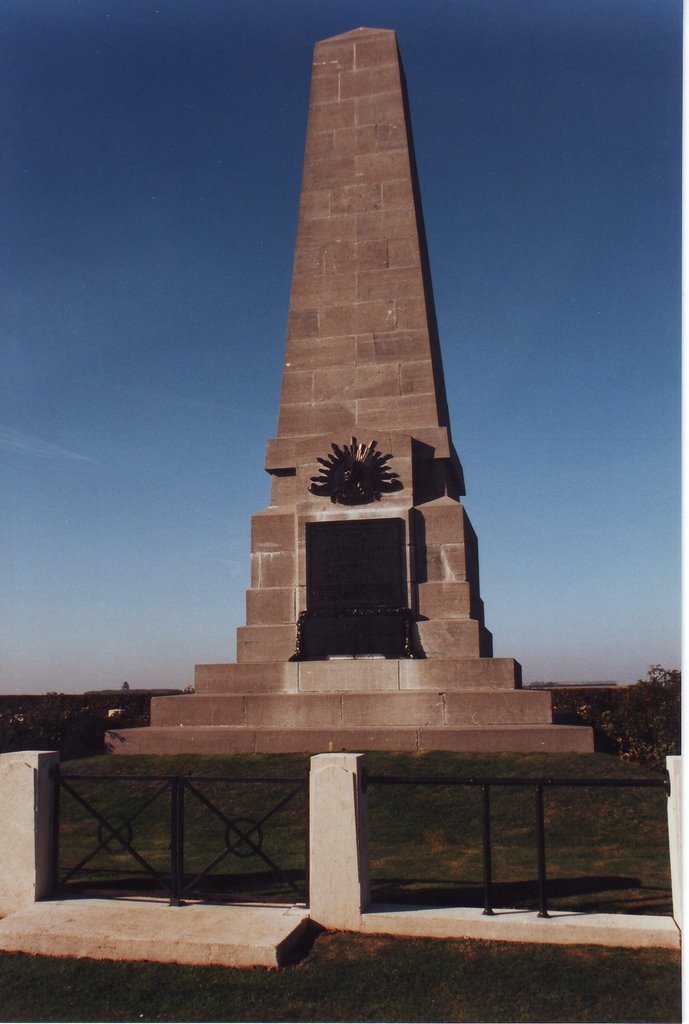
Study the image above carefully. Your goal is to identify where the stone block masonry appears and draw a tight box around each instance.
[109,28,593,755]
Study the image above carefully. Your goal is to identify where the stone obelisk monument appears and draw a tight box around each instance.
[111,28,591,754]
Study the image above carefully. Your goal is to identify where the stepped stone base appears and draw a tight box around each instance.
[194,657,522,693]
[108,657,593,755]
[106,723,593,755]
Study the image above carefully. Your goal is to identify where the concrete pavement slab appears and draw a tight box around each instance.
[0,898,310,967]
[360,903,681,949]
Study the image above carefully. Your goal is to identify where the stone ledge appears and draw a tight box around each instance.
[150,690,553,729]
[106,723,593,755]
[195,657,522,693]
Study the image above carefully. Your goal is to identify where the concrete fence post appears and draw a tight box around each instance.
[666,755,681,930]
[308,752,369,929]
[0,751,60,916]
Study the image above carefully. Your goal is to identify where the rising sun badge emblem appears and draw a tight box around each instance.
[309,438,403,505]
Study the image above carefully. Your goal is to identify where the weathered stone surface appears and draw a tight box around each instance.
[269,472,298,506]
[108,723,594,755]
[264,438,297,472]
[413,619,486,659]
[342,691,443,726]
[251,511,296,552]
[254,728,420,753]
[278,401,356,437]
[420,544,469,583]
[236,625,297,664]
[416,581,473,619]
[399,658,522,690]
[195,663,299,694]
[298,659,400,692]
[250,551,296,589]
[244,694,341,728]
[443,691,552,726]
[106,727,257,755]
[151,695,244,727]
[246,587,296,626]
[150,688,550,730]
[416,497,472,544]
[417,726,594,754]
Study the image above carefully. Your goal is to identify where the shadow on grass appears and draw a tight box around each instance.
[370,874,672,914]
[57,867,308,904]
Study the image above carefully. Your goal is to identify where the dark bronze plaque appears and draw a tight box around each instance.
[306,518,406,612]
[297,610,412,659]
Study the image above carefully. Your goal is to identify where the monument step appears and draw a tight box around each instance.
[195,657,522,694]
[106,724,593,756]
[150,690,553,729]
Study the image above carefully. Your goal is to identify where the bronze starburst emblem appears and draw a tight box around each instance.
[309,437,403,505]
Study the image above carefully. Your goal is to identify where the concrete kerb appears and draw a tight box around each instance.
[0,750,681,964]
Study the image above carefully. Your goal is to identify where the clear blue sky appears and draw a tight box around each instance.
[2,0,681,693]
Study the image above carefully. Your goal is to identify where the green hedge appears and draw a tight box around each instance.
[0,690,181,760]
[551,665,681,771]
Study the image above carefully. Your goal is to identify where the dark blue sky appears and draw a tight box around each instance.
[1,0,681,691]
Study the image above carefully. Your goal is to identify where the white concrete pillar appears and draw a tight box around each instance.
[666,755,681,930]
[309,752,369,930]
[0,751,60,916]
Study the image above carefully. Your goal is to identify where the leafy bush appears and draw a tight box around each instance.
[0,690,181,760]
[552,666,681,771]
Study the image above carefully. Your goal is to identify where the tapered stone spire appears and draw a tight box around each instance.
[277,28,454,448]
[110,29,593,756]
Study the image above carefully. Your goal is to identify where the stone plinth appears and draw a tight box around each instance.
[109,28,593,756]
[0,751,59,915]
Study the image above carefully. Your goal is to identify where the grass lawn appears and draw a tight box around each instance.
[0,931,681,1022]
[55,750,672,915]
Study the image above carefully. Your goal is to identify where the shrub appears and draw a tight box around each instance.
[0,690,181,760]
[552,665,681,771]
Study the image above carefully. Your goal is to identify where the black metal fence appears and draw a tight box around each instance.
[52,769,309,906]
[51,765,671,917]
[363,772,670,917]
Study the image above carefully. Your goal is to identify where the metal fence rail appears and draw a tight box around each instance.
[52,769,310,906]
[363,772,670,917]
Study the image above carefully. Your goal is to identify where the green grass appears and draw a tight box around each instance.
[0,932,680,1022]
[364,750,671,914]
[56,751,672,915]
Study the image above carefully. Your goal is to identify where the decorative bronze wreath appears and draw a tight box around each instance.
[309,437,402,505]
